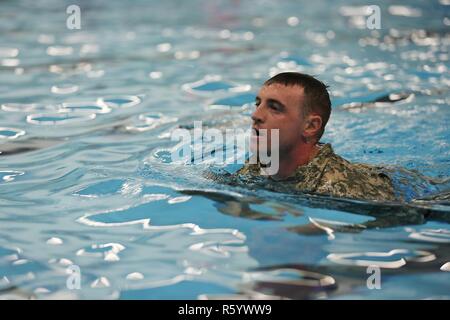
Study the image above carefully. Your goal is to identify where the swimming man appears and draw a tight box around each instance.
[235,72,398,202]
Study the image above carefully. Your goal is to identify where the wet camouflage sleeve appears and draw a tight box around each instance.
[313,157,397,202]
[236,143,398,202]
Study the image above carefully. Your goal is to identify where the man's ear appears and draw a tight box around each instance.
[303,114,322,140]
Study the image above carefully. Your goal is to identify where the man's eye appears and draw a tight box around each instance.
[269,103,279,111]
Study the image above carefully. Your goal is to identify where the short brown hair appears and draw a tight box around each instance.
[264,72,331,141]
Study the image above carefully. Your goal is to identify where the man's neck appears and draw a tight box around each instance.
[272,142,319,180]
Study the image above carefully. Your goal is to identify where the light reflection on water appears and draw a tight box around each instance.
[0,0,449,299]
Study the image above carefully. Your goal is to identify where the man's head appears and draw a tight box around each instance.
[251,72,331,155]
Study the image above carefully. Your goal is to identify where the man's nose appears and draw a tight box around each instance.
[251,105,265,124]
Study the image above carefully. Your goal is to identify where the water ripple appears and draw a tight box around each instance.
[182,75,251,96]
[440,262,450,272]
[408,228,450,243]
[46,46,73,56]
[0,170,25,182]
[73,179,128,198]
[60,101,111,114]
[0,127,26,140]
[50,84,79,95]
[1,103,56,113]
[0,0,449,300]
[209,93,256,109]
[327,249,436,268]
[125,113,178,132]
[76,243,125,262]
[97,95,141,109]
[0,47,19,58]
[26,113,96,125]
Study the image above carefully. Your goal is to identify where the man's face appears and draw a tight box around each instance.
[251,83,305,154]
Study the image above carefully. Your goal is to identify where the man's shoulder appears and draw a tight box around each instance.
[315,150,396,201]
[322,153,390,182]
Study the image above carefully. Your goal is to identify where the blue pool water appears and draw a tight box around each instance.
[0,0,449,299]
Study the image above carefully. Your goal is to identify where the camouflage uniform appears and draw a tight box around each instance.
[236,143,397,202]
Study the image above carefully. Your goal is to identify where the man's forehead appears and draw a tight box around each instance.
[258,83,305,102]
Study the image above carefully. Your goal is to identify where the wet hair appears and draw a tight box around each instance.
[264,72,331,141]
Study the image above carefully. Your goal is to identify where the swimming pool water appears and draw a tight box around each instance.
[0,0,449,299]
